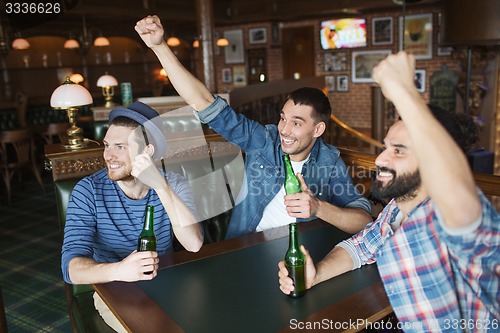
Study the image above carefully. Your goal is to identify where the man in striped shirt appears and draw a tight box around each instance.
[61,102,203,332]
[278,52,499,332]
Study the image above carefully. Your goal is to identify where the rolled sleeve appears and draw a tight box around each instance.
[345,197,372,215]
[337,240,362,269]
[197,95,228,124]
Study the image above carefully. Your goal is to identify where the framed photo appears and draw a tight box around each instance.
[325,75,335,92]
[222,68,232,83]
[337,75,349,92]
[233,65,247,87]
[414,69,426,93]
[224,29,245,64]
[372,17,393,45]
[323,51,347,72]
[399,13,433,60]
[351,50,391,83]
[249,27,267,44]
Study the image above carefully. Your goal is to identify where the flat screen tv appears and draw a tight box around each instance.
[320,18,367,50]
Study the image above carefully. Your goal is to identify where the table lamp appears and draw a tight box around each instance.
[97,73,118,108]
[50,77,93,149]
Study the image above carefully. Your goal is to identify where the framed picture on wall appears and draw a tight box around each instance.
[372,17,393,45]
[233,65,247,87]
[325,75,335,92]
[337,75,349,92]
[222,68,232,83]
[414,69,426,93]
[249,27,267,44]
[351,50,391,83]
[399,13,433,60]
[224,29,245,64]
[323,51,347,72]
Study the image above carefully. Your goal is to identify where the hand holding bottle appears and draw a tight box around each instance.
[114,250,159,281]
[278,245,316,296]
[284,173,320,218]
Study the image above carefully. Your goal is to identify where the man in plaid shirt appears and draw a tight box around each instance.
[279,51,499,332]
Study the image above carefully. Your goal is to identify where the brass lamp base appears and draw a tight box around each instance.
[63,140,91,150]
[63,108,90,149]
[103,86,115,108]
[104,97,115,108]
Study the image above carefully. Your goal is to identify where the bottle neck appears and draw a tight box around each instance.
[283,155,294,179]
[288,223,299,249]
[143,206,154,231]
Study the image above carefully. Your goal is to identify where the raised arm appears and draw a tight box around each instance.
[132,153,203,252]
[372,52,481,229]
[135,15,215,111]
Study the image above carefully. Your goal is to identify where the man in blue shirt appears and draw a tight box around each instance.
[61,102,203,331]
[135,15,372,239]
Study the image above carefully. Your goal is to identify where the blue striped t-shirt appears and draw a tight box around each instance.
[61,168,198,284]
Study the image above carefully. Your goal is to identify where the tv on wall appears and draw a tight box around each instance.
[320,18,367,50]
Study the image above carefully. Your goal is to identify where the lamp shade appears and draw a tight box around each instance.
[97,74,118,87]
[216,37,229,47]
[12,38,30,50]
[64,39,80,49]
[51,78,93,109]
[94,36,110,47]
[192,39,200,48]
[167,36,180,47]
[69,73,84,84]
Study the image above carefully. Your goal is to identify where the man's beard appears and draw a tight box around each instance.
[107,166,134,182]
[371,167,421,202]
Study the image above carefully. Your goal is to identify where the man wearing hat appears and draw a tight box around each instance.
[61,101,203,331]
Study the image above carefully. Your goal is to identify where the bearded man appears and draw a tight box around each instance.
[278,52,500,332]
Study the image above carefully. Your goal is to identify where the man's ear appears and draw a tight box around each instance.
[314,121,326,138]
[145,144,155,157]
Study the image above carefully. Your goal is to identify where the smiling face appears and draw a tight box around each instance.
[103,125,143,182]
[277,99,325,161]
[372,121,422,202]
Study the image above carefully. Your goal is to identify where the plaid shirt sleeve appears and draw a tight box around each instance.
[337,201,398,269]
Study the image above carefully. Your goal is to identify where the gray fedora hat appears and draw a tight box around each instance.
[109,102,167,159]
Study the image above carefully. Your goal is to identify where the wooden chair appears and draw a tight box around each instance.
[0,129,45,204]
[15,92,28,128]
[41,123,70,145]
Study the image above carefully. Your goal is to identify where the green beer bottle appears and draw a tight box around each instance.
[282,154,301,194]
[285,223,306,298]
[138,206,156,274]
[138,205,157,252]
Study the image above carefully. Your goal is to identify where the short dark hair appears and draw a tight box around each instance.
[428,104,480,154]
[109,115,140,129]
[287,87,332,125]
[109,116,147,150]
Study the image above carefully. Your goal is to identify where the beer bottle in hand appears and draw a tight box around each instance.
[283,154,301,194]
[285,223,306,298]
[138,205,156,251]
[138,205,156,274]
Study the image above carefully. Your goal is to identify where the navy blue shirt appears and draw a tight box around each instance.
[61,168,198,284]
